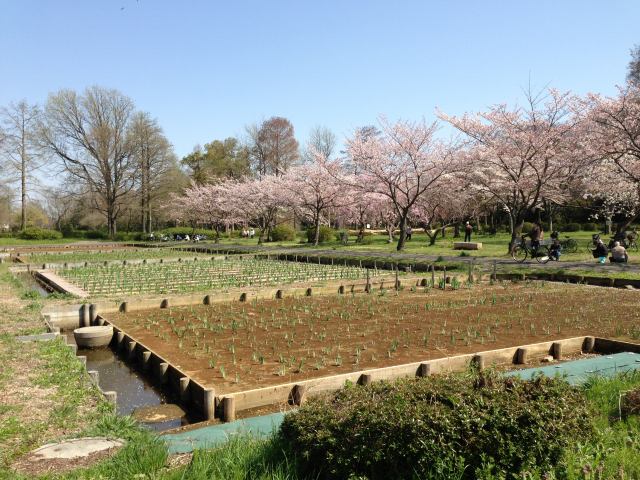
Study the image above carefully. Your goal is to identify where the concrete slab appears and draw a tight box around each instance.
[28,437,124,460]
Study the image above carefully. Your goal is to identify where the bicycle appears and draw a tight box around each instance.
[511,236,552,264]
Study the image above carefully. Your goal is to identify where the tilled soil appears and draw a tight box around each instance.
[111,282,640,394]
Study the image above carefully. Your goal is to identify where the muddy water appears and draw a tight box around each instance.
[18,272,50,297]
[64,332,190,431]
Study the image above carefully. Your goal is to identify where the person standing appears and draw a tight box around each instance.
[406,225,412,241]
[464,221,473,242]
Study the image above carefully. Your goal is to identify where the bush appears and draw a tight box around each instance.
[582,222,600,232]
[563,222,582,232]
[280,373,593,479]
[521,222,535,233]
[271,225,296,242]
[83,230,109,240]
[306,226,334,244]
[17,228,63,240]
[159,227,218,238]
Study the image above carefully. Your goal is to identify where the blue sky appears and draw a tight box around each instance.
[1,1,638,158]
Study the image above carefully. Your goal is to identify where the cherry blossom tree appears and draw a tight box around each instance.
[166,181,239,241]
[439,89,586,252]
[345,118,457,251]
[585,84,640,233]
[280,153,344,246]
[226,175,284,243]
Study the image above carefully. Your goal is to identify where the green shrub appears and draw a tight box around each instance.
[306,226,334,243]
[564,222,582,232]
[18,228,63,240]
[159,227,218,237]
[83,230,109,240]
[521,221,535,233]
[279,373,593,479]
[271,225,296,241]
[582,222,600,232]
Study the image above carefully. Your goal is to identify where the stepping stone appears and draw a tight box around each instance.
[12,437,124,476]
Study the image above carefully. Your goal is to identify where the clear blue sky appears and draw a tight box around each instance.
[1,1,638,158]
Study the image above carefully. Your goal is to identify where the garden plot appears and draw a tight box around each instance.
[56,258,376,296]
[22,248,207,265]
[110,282,640,395]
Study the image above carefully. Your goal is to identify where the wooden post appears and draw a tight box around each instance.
[203,388,215,420]
[179,377,190,402]
[89,304,98,325]
[516,348,529,365]
[359,373,372,386]
[366,269,371,293]
[583,336,595,353]
[141,351,151,371]
[291,384,307,406]
[492,260,497,281]
[116,331,125,350]
[157,362,169,384]
[81,304,90,328]
[468,260,474,284]
[120,301,129,313]
[222,396,236,422]
[551,342,563,360]
[127,340,137,360]
[431,264,435,287]
[418,362,431,377]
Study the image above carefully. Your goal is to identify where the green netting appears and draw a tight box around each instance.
[507,352,640,385]
[163,352,640,453]
[163,412,285,454]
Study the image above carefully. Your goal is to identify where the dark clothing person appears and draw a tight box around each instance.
[464,222,473,242]
[528,224,543,250]
[406,226,412,240]
[593,240,608,264]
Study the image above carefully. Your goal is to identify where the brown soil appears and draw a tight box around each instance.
[110,282,640,395]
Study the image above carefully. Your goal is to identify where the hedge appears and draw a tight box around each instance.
[306,226,334,243]
[280,373,593,479]
[271,225,296,241]
[17,228,63,240]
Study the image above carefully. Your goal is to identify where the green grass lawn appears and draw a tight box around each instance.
[212,230,640,264]
[0,238,106,247]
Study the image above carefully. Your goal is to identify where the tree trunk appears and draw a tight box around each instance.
[20,133,26,230]
[508,216,523,254]
[396,215,407,251]
[425,227,439,246]
[314,215,321,246]
[453,223,460,238]
[386,225,394,243]
[441,225,446,238]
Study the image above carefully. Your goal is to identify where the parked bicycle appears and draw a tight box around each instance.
[511,235,553,264]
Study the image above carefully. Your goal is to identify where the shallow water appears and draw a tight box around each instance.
[66,333,190,431]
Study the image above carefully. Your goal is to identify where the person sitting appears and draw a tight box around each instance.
[592,238,608,264]
[184,234,190,242]
[609,241,628,263]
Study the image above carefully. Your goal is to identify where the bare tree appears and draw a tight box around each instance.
[246,116,299,176]
[305,125,336,161]
[39,87,137,237]
[129,112,176,233]
[628,44,640,86]
[0,101,42,230]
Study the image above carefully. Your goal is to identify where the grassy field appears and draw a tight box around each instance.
[210,230,640,263]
